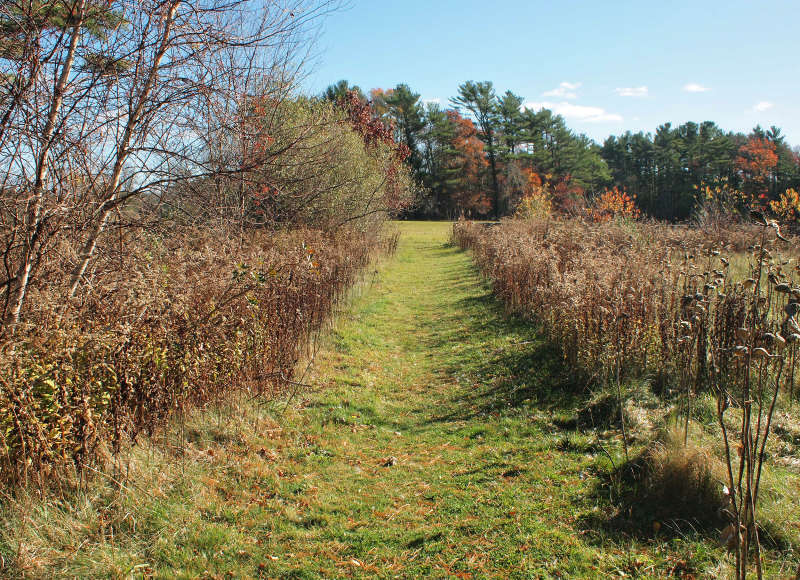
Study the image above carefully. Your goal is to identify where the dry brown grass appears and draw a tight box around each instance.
[454,216,800,578]
[638,430,728,527]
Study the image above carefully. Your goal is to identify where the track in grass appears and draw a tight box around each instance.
[2,221,739,578]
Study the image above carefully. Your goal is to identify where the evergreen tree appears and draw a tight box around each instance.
[451,81,501,217]
[380,84,426,176]
[322,79,365,103]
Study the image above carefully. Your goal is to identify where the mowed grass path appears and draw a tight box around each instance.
[5,221,725,578]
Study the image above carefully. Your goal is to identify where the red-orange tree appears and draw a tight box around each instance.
[448,110,491,216]
[590,186,641,222]
[338,90,412,215]
[736,137,778,200]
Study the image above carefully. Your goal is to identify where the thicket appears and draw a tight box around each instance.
[454,217,799,578]
[0,1,412,487]
[326,80,800,222]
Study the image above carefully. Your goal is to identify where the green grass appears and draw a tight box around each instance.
[1,221,796,578]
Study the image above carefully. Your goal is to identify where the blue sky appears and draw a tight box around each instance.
[306,0,800,145]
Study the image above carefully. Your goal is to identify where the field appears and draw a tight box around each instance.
[454,217,800,578]
[2,1,799,578]
[0,221,796,578]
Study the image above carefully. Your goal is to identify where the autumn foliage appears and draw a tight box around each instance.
[735,137,778,197]
[769,188,800,221]
[339,90,410,162]
[589,186,641,222]
[448,110,492,216]
[513,169,552,220]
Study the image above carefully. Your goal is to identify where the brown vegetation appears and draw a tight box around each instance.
[454,216,799,578]
[0,1,413,488]
[0,225,382,487]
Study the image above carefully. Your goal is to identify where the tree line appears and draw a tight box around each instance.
[325,80,800,222]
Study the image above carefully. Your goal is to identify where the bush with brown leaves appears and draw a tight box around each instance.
[0,225,377,487]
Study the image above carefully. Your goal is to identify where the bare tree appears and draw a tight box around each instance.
[0,0,338,330]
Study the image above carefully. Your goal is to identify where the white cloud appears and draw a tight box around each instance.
[543,81,582,99]
[422,98,441,106]
[615,86,648,97]
[523,101,623,123]
[683,83,711,93]
[753,101,774,112]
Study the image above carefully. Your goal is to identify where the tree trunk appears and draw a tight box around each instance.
[68,1,181,298]
[4,0,87,328]
[487,133,500,218]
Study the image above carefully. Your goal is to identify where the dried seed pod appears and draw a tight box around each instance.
[735,327,750,340]
[752,347,770,359]
[679,320,692,331]
[774,334,787,350]
[743,279,756,290]
[775,283,792,294]
[733,346,749,358]
[788,333,800,343]
[786,302,800,317]
[720,257,729,266]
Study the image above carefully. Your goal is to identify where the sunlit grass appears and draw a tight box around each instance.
[2,221,796,578]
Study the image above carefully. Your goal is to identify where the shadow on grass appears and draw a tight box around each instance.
[429,248,736,549]
[417,253,588,423]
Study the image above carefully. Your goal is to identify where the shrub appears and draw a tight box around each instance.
[0,226,377,486]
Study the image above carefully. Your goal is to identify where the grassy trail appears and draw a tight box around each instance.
[4,222,725,578]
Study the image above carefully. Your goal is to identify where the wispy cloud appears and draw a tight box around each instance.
[753,101,774,112]
[422,98,441,106]
[683,83,710,93]
[615,86,648,97]
[523,101,623,123]
[542,81,582,99]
